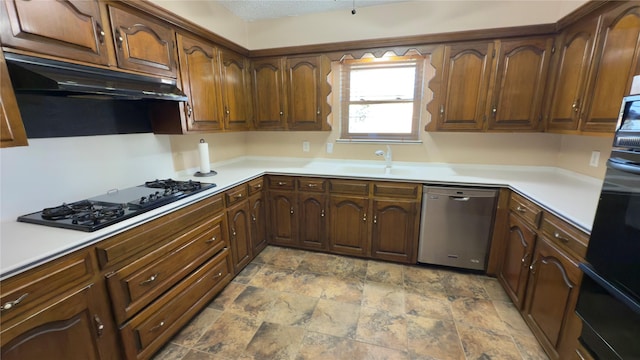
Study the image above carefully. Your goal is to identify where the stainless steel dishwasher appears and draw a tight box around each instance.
[418,186,498,271]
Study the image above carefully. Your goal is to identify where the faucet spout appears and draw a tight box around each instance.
[375,146,393,170]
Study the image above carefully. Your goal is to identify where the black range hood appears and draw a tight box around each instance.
[5,53,188,101]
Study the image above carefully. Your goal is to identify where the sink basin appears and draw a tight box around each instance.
[333,164,388,175]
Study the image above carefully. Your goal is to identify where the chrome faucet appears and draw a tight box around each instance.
[375,145,393,171]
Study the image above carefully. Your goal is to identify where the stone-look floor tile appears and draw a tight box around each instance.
[307,299,360,338]
[266,247,306,270]
[153,343,190,360]
[318,275,364,304]
[405,292,452,320]
[299,252,367,280]
[248,265,296,292]
[297,252,336,275]
[362,281,405,315]
[208,282,246,311]
[440,271,490,299]
[264,292,318,328]
[493,300,532,335]
[480,276,512,302]
[244,322,305,360]
[356,307,407,351]
[404,266,446,296]
[296,331,370,359]
[457,323,523,360]
[194,312,261,358]
[226,286,278,321]
[253,246,281,264]
[513,333,550,360]
[171,308,223,347]
[234,263,263,284]
[367,260,404,286]
[287,271,326,298]
[450,297,507,333]
[407,315,465,360]
[180,349,218,360]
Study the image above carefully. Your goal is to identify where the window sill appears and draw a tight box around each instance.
[336,139,423,144]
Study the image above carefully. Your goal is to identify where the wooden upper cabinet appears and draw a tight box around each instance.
[176,33,223,132]
[488,37,553,131]
[287,55,329,130]
[0,0,111,65]
[252,57,286,129]
[546,16,600,132]
[582,2,640,133]
[108,5,177,78]
[430,42,495,131]
[1,47,27,148]
[220,48,252,131]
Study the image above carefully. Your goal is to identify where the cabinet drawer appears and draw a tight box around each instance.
[106,214,226,324]
[540,212,588,260]
[373,182,420,199]
[329,179,369,195]
[120,249,232,360]
[96,194,224,269]
[268,176,296,190]
[248,177,264,195]
[0,250,94,325]
[509,192,542,228]
[298,177,326,192]
[225,184,248,206]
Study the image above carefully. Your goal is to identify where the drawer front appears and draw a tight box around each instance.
[107,214,226,324]
[0,250,94,325]
[373,182,420,199]
[540,213,588,260]
[248,177,264,195]
[225,184,248,206]
[268,176,296,190]
[120,249,232,359]
[298,177,326,192]
[509,192,542,228]
[96,194,224,269]
[329,179,370,195]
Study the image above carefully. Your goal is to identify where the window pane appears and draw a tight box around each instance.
[350,66,416,101]
[348,103,413,134]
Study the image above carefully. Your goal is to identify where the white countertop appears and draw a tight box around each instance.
[0,156,603,280]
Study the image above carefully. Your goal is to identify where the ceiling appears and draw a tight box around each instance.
[216,0,409,21]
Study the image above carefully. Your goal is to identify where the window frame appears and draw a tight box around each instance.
[340,55,425,141]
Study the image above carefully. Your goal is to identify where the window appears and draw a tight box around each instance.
[340,54,426,141]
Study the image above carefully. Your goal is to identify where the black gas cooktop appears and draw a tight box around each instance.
[17,179,216,232]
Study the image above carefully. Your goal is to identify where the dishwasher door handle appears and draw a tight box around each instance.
[449,196,471,201]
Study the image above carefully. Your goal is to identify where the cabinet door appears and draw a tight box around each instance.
[547,17,600,132]
[227,201,252,274]
[298,192,327,250]
[0,0,110,65]
[582,3,640,133]
[267,190,298,247]
[498,213,537,309]
[251,57,286,129]
[431,42,495,131]
[0,46,27,148]
[108,5,177,78]
[1,284,118,360]
[371,199,418,264]
[287,56,323,130]
[176,34,223,132]
[249,192,268,256]
[524,236,582,360]
[328,195,369,257]
[488,37,553,131]
[220,49,252,131]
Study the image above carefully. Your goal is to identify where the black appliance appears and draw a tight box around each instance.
[17,179,216,232]
[575,95,640,359]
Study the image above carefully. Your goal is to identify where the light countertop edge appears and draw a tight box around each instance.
[0,156,603,280]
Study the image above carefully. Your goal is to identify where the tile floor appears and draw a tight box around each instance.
[152,246,548,360]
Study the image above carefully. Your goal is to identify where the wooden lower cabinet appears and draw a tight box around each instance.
[328,195,370,257]
[227,200,252,274]
[371,199,419,263]
[523,236,583,360]
[497,213,537,309]
[298,192,327,249]
[268,190,298,246]
[249,191,268,255]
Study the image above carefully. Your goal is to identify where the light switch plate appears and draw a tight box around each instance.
[302,141,310,152]
[590,151,600,167]
[326,142,334,154]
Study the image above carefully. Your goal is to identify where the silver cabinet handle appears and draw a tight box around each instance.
[277,181,287,186]
[554,232,570,243]
[254,184,262,189]
[307,183,318,188]
[521,253,530,265]
[186,102,192,118]
[1,293,28,312]
[439,104,444,117]
[115,30,124,48]
[213,272,223,279]
[317,109,321,115]
[205,236,217,244]
[572,99,580,113]
[492,106,497,117]
[234,193,243,199]
[516,205,527,213]
[363,213,367,222]
[140,273,159,286]
[251,214,257,222]
[373,215,377,224]
[149,321,166,332]
[290,207,294,215]
[94,315,104,337]
[225,107,230,115]
[96,23,106,44]
[279,111,284,116]
[232,229,237,237]
[321,209,325,217]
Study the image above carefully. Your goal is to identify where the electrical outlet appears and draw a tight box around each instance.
[302,141,310,152]
[590,151,600,167]
[326,142,334,154]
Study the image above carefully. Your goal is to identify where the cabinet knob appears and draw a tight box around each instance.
[373,215,377,224]
[252,214,257,222]
[0,293,28,312]
[317,109,321,115]
[149,321,166,332]
[277,181,286,186]
[321,209,325,217]
[307,183,318,188]
[226,108,230,115]
[554,232,570,243]
[439,105,444,117]
[94,315,104,337]
[213,272,223,279]
[363,213,367,222]
[206,236,217,244]
[279,111,284,116]
[234,193,243,199]
[115,30,124,48]
[290,207,294,214]
[572,99,580,113]
[232,229,237,237]
[492,106,497,117]
[516,205,527,213]
[140,273,159,286]
[186,102,192,118]
[96,24,106,44]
